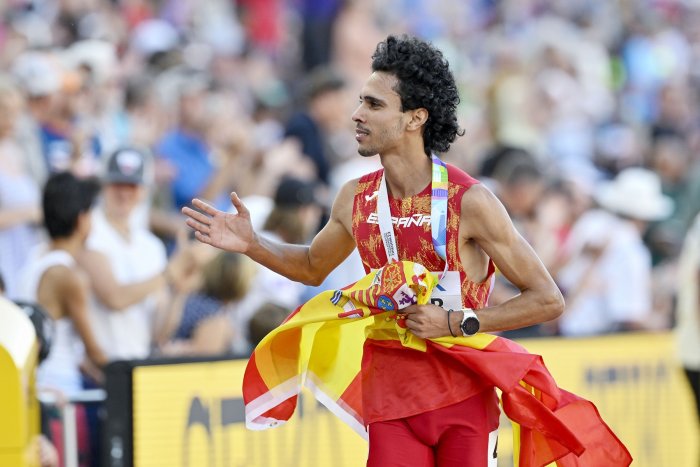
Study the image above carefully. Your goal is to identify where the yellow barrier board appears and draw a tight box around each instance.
[499,332,699,467]
[0,297,40,467]
[132,360,368,467]
[131,332,699,467]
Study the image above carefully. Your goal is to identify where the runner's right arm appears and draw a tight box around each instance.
[182,180,358,286]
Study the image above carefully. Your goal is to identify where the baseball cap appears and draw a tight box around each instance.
[274,177,318,208]
[11,51,61,97]
[104,147,148,185]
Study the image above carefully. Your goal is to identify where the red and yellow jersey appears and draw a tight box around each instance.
[352,164,494,309]
[351,163,496,423]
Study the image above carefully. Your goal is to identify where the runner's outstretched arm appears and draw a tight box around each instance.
[182,181,358,286]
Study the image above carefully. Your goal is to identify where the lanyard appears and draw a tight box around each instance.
[377,154,449,266]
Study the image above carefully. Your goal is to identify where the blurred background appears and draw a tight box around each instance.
[0,0,699,466]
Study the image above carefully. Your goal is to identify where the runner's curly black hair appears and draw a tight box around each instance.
[371,34,464,156]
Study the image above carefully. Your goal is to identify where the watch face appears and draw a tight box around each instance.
[461,317,479,335]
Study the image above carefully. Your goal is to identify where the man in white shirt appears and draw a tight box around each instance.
[557,168,673,336]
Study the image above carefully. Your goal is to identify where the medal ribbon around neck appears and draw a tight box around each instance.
[377,154,449,268]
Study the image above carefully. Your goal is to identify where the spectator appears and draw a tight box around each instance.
[151,70,259,248]
[478,146,546,243]
[155,71,239,212]
[264,176,324,245]
[16,172,107,394]
[31,58,103,177]
[156,251,252,357]
[0,76,43,299]
[645,133,694,264]
[109,76,165,149]
[77,146,187,361]
[11,51,59,186]
[484,159,545,235]
[248,302,291,348]
[556,168,674,336]
[285,66,348,186]
[529,179,582,277]
[478,146,548,337]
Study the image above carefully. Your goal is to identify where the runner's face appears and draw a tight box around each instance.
[352,72,408,157]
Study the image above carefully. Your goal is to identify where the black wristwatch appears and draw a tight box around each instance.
[460,309,480,336]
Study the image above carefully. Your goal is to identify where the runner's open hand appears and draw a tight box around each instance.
[182,193,254,253]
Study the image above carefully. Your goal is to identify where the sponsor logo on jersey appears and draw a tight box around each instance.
[367,212,431,227]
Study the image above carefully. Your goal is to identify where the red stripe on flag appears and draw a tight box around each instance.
[338,309,363,318]
[242,353,270,404]
[338,372,364,424]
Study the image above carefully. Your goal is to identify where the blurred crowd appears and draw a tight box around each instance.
[1,0,700,463]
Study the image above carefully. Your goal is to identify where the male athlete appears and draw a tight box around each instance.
[183,35,564,467]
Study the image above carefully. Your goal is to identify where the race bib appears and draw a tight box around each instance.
[429,270,462,310]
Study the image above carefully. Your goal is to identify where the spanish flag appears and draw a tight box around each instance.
[243,261,632,466]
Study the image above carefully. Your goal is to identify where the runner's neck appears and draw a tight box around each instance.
[380,153,432,199]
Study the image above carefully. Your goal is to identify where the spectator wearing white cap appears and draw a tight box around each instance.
[77,146,188,360]
[556,167,674,336]
[13,50,104,178]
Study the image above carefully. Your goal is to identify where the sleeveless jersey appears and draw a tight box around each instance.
[352,163,495,423]
[17,247,85,397]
